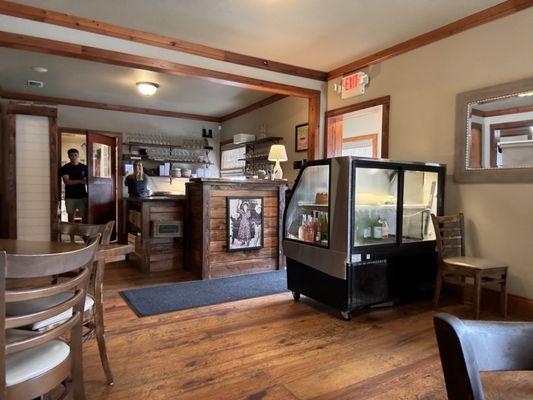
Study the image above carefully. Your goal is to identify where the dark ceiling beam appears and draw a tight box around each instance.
[0,0,327,81]
[328,0,533,80]
[0,31,320,99]
[220,94,288,122]
[0,90,223,122]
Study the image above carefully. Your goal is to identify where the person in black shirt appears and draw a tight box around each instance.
[125,160,150,198]
[59,148,88,222]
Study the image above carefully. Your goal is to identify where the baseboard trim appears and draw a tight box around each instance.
[444,282,532,319]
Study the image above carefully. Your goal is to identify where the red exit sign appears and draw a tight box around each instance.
[341,71,369,99]
[342,74,360,91]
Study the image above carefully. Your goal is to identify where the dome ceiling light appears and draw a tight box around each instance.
[136,81,159,96]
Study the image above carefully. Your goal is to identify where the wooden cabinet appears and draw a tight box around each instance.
[185,178,286,279]
[126,197,184,272]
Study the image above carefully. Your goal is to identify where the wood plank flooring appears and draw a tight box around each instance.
[79,261,532,400]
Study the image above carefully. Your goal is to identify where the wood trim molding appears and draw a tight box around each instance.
[445,281,533,319]
[0,1,327,81]
[327,0,533,80]
[6,114,16,239]
[324,96,390,159]
[6,102,57,117]
[220,94,288,122]
[307,95,321,160]
[472,104,533,118]
[0,90,222,123]
[324,95,390,119]
[0,31,320,99]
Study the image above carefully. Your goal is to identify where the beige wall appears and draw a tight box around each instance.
[328,9,533,299]
[221,96,308,184]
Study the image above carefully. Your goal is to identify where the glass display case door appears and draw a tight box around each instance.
[353,165,399,247]
[285,162,330,247]
[402,169,440,243]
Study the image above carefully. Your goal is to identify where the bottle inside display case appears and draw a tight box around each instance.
[353,167,398,247]
[285,164,330,247]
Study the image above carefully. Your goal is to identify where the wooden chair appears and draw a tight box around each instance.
[57,221,115,385]
[59,221,115,245]
[1,237,99,400]
[434,313,533,400]
[431,213,508,319]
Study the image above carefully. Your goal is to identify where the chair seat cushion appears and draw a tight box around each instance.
[6,339,70,387]
[443,256,507,270]
[6,292,94,330]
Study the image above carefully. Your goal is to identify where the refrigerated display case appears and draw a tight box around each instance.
[283,156,445,320]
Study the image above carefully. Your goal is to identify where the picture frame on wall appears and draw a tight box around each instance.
[295,123,309,152]
[226,196,264,252]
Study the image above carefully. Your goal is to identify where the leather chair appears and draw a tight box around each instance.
[434,312,533,400]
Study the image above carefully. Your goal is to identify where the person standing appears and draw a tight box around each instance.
[125,160,150,198]
[59,148,88,222]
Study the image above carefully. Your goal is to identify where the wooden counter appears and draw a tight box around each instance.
[126,196,185,272]
[185,178,286,279]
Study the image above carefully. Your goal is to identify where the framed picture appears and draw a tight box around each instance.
[295,123,308,152]
[226,196,264,252]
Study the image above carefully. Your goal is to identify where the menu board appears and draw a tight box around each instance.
[221,146,246,171]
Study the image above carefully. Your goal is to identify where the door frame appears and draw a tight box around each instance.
[54,127,123,240]
[324,96,390,159]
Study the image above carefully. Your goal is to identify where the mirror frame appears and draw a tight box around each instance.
[454,77,533,183]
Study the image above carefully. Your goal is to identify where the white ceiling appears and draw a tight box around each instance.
[0,48,271,117]
[13,0,503,71]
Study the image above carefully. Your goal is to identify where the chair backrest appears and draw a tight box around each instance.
[0,237,99,397]
[433,313,533,400]
[431,213,465,260]
[59,221,114,245]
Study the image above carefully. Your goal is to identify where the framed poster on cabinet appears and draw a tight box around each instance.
[226,196,264,252]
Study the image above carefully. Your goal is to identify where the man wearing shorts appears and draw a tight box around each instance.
[59,148,88,222]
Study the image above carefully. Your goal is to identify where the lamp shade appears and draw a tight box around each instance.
[268,144,288,162]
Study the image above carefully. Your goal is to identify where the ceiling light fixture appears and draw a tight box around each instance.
[30,66,48,73]
[518,90,533,97]
[136,81,159,96]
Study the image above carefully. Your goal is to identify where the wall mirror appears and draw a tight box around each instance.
[455,77,533,183]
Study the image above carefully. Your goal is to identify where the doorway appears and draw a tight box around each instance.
[325,96,390,159]
[56,128,122,240]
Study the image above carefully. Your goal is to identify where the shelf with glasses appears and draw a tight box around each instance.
[125,142,213,151]
[123,155,214,165]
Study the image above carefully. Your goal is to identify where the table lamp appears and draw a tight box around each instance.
[268,144,288,180]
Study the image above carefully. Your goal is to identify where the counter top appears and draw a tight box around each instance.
[189,178,287,185]
[126,195,185,202]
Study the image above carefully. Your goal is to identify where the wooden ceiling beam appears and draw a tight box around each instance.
[220,94,288,122]
[0,1,327,81]
[0,90,222,122]
[0,31,320,99]
[327,0,533,80]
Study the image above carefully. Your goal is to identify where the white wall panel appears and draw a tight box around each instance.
[16,115,51,240]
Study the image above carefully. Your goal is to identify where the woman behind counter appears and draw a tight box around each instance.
[125,160,150,197]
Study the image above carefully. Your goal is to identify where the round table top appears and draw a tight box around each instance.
[0,239,83,255]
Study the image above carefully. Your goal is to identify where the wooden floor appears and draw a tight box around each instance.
[78,261,532,400]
